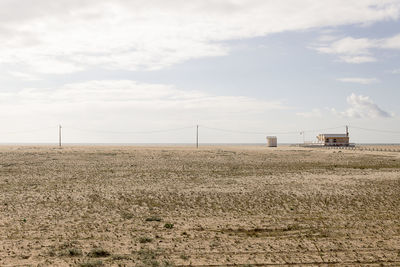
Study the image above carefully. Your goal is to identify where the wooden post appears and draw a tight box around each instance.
[196,125,199,149]
[58,125,62,147]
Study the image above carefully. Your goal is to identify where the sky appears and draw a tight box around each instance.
[1,0,400,144]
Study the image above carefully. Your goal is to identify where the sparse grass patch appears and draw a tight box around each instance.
[145,216,162,222]
[139,236,153,243]
[120,211,134,220]
[48,249,56,257]
[181,231,189,236]
[164,223,174,229]
[111,254,131,260]
[135,249,174,267]
[285,223,300,231]
[79,260,103,267]
[136,248,161,266]
[88,248,111,258]
[64,248,83,257]
[137,248,157,259]
[180,254,189,260]
[136,261,159,267]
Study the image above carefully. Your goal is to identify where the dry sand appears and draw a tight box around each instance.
[0,145,399,266]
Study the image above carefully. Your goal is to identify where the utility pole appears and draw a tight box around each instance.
[59,125,62,147]
[196,125,199,149]
[301,131,305,143]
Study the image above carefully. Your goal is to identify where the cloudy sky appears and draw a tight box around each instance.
[1,0,400,143]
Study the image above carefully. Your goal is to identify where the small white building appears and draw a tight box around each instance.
[317,133,349,146]
[266,136,277,147]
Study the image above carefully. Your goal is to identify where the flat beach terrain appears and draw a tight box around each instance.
[0,145,399,266]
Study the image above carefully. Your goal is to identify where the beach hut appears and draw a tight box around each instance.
[267,136,277,147]
[316,134,349,146]
[316,126,350,147]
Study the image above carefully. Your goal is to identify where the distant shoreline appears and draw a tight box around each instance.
[0,143,399,146]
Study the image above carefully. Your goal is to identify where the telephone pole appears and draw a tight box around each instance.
[300,131,305,143]
[59,125,62,147]
[196,125,199,149]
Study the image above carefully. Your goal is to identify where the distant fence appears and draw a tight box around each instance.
[298,144,400,152]
[352,145,400,152]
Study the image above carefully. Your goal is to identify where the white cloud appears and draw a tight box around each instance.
[335,93,392,118]
[391,69,400,74]
[337,77,379,84]
[316,34,341,42]
[381,34,400,49]
[0,80,289,123]
[296,108,323,118]
[0,0,399,74]
[7,71,41,81]
[1,80,286,110]
[339,55,377,63]
[316,37,375,55]
[313,33,400,64]
[0,80,292,142]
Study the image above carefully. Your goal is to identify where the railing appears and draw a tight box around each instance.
[298,143,400,152]
[299,142,355,147]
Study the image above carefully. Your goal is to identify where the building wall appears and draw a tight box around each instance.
[324,137,349,145]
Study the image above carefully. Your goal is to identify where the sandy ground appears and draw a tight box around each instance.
[0,145,399,266]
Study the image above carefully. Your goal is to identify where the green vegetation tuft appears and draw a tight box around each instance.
[164,223,174,229]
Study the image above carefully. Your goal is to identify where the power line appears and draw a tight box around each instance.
[303,126,348,133]
[349,125,400,134]
[200,125,269,135]
[0,124,398,145]
[0,126,55,134]
[65,125,196,134]
[200,125,346,135]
